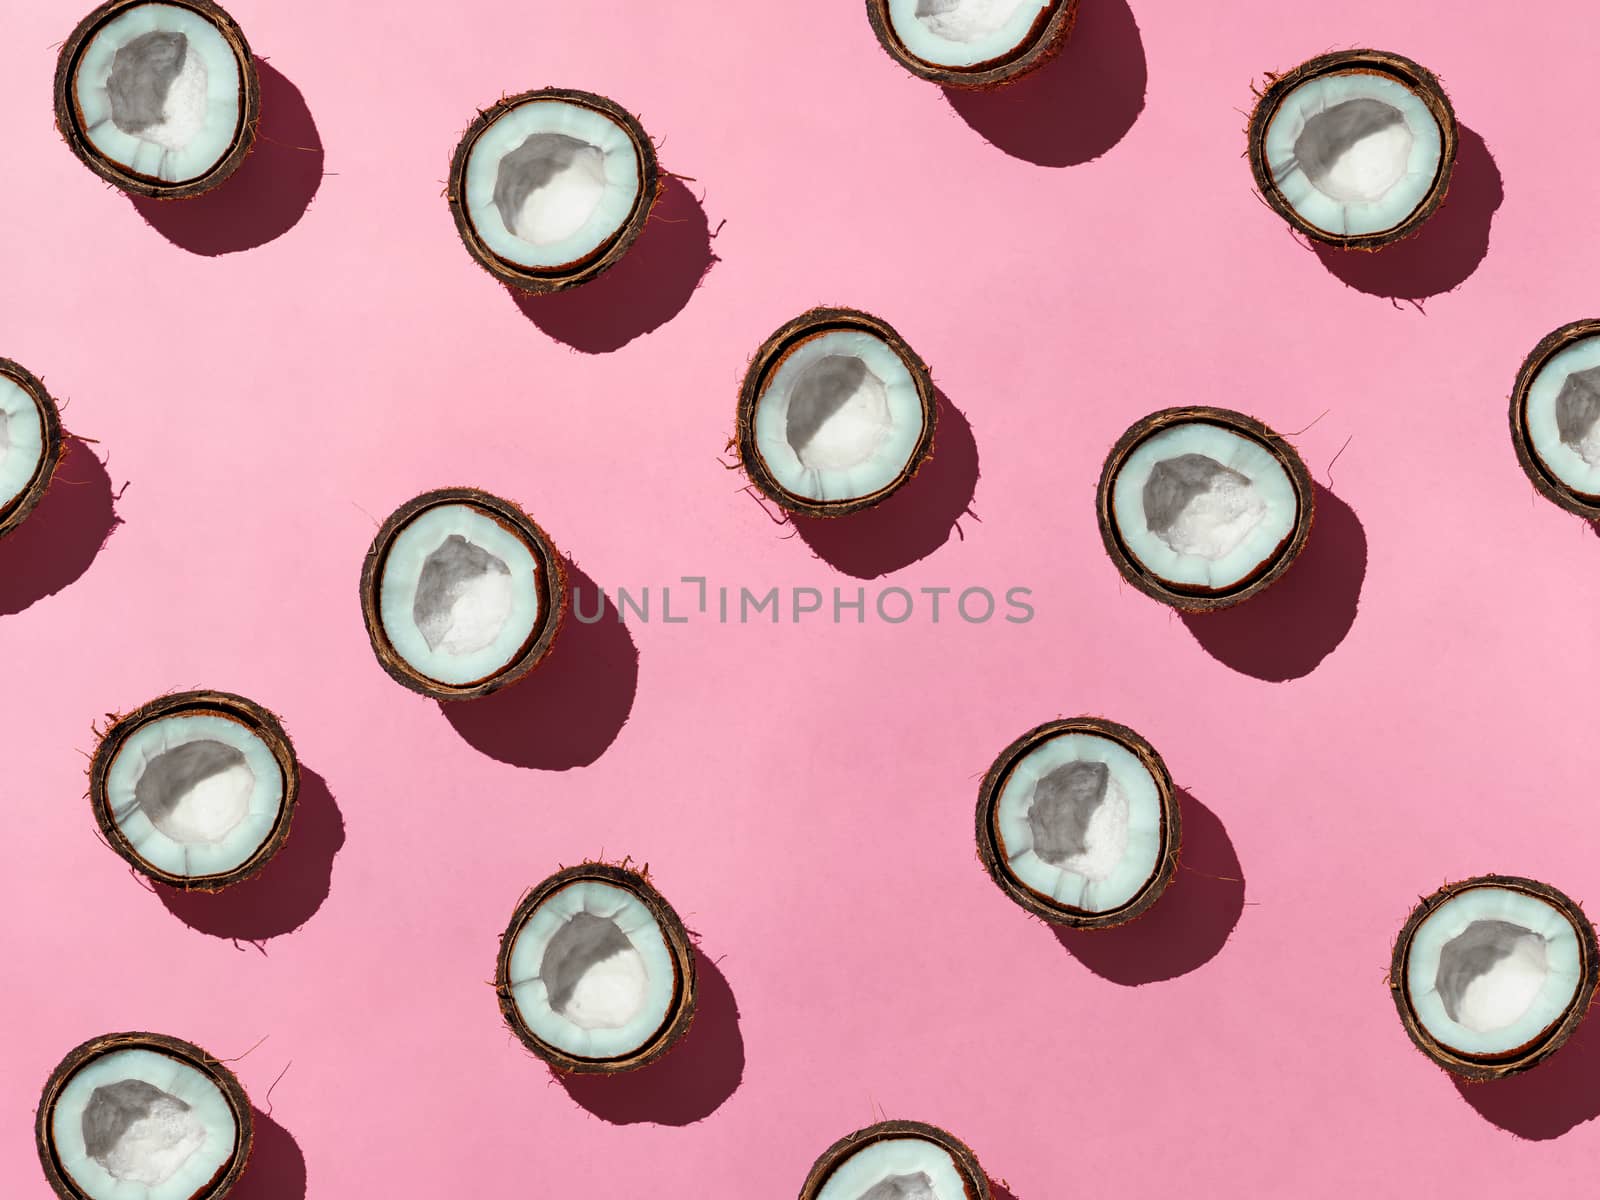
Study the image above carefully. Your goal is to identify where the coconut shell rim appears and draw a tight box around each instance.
[36,1030,254,1200]
[1245,48,1459,252]
[494,862,699,1075]
[0,358,65,539]
[1507,318,1600,518]
[863,0,1078,90]
[52,0,261,201]
[797,1118,991,1200]
[735,306,938,519]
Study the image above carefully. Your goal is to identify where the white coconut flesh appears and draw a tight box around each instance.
[1406,888,1584,1058]
[465,99,643,271]
[1111,423,1298,590]
[72,3,242,184]
[994,730,1164,913]
[0,373,46,510]
[1523,334,1600,496]
[51,1048,238,1200]
[1263,71,1444,237]
[887,0,1052,68]
[753,330,926,504]
[104,713,285,879]
[378,504,543,687]
[817,1138,967,1200]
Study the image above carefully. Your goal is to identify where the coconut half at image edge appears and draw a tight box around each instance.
[1390,875,1599,1081]
[54,0,259,200]
[0,358,64,539]
[1096,406,1315,613]
[1509,319,1600,519]
[37,1031,252,1200]
[1247,49,1458,251]
[736,307,937,518]
[447,87,660,294]
[865,0,1077,89]
[799,1119,991,1200]
[495,863,698,1075]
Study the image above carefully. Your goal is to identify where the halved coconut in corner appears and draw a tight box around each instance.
[799,1119,990,1200]
[1390,875,1599,1081]
[0,359,64,539]
[865,0,1077,89]
[1096,406,1314,612]
[1247,50,1457,250]
[88,691,298,891]
[54,0,259,200]
[37,1031,252,1200]
[1508,319,1600,518]
[736,307,936,518]
[977,717,1179,929]
[447,88,659,294]
[496,863,697,1074]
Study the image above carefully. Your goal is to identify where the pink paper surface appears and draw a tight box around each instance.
[4,0,1600,1195]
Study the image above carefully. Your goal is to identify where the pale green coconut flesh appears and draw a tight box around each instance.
[1263,70,1444,238]
[51,1048,237,1200]
[887,0,1052,68]
[753,329,926,503]
[0,373,46,510]
[105,712,286,879]
[1523,333,1600,497]
[504,879,678,1060]
[816,1138,966,1200]
[995,729,1163,913]
[72,2,242,183]
[1406,887,1584,1058]
[1111,422,1298,590]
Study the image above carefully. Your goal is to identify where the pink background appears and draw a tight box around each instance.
[5,0,1600,1195]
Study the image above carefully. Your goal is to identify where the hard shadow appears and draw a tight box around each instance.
[158,767,344,945]
[791,391,980,578]
[440,561,639,770]
[1453,1023,1600,1140]
[1180,485,1365,682]
[1055,790,1244,985]
[1314,127,1502,303]
[0,436,122,616]
[942,0,1146,166]
[130,60,323,256]
[511,176,718,353]
[559,951,743,1125]
[231,1110,307,1200]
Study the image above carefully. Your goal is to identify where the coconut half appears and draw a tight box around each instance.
[1508,319,1600,518]
[37,1032,252,1200]
[1390,876,1599,1081]
[88,691,298,891]
[1097,406,1314,612]
[360,488,566,701]
[799,1120,990,1200]
[1248,50,1457,250]
[495,863,697,1074]
[447,88,659,294]
[0,359,64,539]
[736,308,937,518]
[54,0,258,199]
[865,0,1077,89]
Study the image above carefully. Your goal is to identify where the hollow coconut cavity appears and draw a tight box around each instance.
[448,88,658,293]
[977,717,1179,928]
[496,864,697,1073]
[0,359,64,539]
[1248,50,1457,250]
[37,1032,251,1200]
[89,691,298,890]
[799,1120,990,1200]
[1509,320,1600,517]
[866,0,1077,88]
[1391,877,1598,1080]
[1097,407,1314,612]
[55,0,257,198]
[737,308,936,517]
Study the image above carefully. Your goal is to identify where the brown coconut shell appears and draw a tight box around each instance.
[736,307,937,518]
[799,1119,991,1200]
[1389,875,1600,1082]
[54,0,260,200]
[495,862,698,1075]
[1508,319,1600,519]
[0,358,64,539]
[1096,405,1315,613]
[37,1030,253,1200]
[1247,49,1458,251]
[88,690,299,892]
[864,0,1078,90]
[359,487,567,701]
[446,88,660,294]
[976,717,1180,930]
